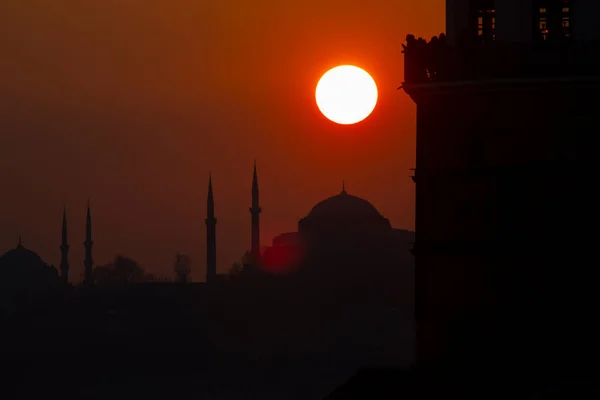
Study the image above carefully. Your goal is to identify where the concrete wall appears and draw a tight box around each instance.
[447,0,534,44]
[495,0,533,42]
[411,80,595,367]
[572,0,600,43]
[446,0,471,45]
[447,0,600,44]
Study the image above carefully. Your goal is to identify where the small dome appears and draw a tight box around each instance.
[0,243,46,268]
[0,242,56,285]
[306,190,383,220]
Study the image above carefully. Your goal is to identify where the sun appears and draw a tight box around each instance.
[315,65,378,125]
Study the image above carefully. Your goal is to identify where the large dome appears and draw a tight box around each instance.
[307,188,383,220]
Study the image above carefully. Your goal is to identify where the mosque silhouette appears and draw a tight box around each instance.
[0,163,417,396]
[0,162,414,308]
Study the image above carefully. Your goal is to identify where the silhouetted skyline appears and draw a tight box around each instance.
[2,1,597,399]
[0,0,443,280]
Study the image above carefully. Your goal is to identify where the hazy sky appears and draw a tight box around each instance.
[0,0,445,280]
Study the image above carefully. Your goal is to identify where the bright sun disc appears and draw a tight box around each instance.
[315,65,378,125]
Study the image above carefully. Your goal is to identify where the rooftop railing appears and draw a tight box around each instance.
[402,34,600,85]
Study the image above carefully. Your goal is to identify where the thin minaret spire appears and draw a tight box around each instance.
[250,161,261,263]
[206,172,217,283]
[60,205,70,284]
[83,200,93,286]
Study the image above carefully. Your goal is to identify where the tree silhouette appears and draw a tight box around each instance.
[92,255,147,285]
[241,250,253,265]
[228,261,244,277]
[228,251,253,278]
[174,253,191,283]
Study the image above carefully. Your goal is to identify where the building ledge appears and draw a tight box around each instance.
[402,35,600,85]
[410,163,572,181]
[401,75,600,94]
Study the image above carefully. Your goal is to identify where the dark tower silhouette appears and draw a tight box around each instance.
[83,200,93,286]
[249,161,261,262]
[403,0,597,381]
[60,206,69,284]
[205,173,217,283]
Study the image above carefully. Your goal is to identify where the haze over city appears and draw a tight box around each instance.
[2,1,597,399]
[0,0,445,280]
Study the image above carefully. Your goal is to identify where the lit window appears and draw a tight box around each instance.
[535,1,570,41]
[478,9,496,40]
[537,6,548,41]
[561,4,571,38]
[471,1,495,42]
[539,16,548,40]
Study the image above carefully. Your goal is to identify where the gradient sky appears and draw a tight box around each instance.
[0,0,445,281]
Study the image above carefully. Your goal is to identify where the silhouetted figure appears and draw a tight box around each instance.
[83,200,93,287]
[60,206,69,284]
[205,173,217,283]
[249,161,261,263]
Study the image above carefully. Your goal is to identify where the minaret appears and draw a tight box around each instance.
[205,173,217,283]
[83,200,93,286]
[60,206,70,284]
[249,161,261,262]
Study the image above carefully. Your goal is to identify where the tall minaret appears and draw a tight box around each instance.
[205,173,217,283]
[249,161,261,262]
[60,206,70,284]
[83,200,93,286]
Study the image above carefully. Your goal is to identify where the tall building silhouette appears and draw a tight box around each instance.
[205,173,217,283]
[83,200,93,286]
[249,161,261,262]
[60,206,69,284]
[403,0,598,373]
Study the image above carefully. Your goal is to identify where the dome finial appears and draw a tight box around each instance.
[17,234,22,248]
[341,180,346,194]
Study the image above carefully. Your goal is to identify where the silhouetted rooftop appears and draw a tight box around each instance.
[0,241,55,281]
[402,36,600,86]
[0,243,45,266]
[305,189,383,220]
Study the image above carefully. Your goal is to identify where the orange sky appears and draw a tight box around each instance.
[0,0,445,281]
